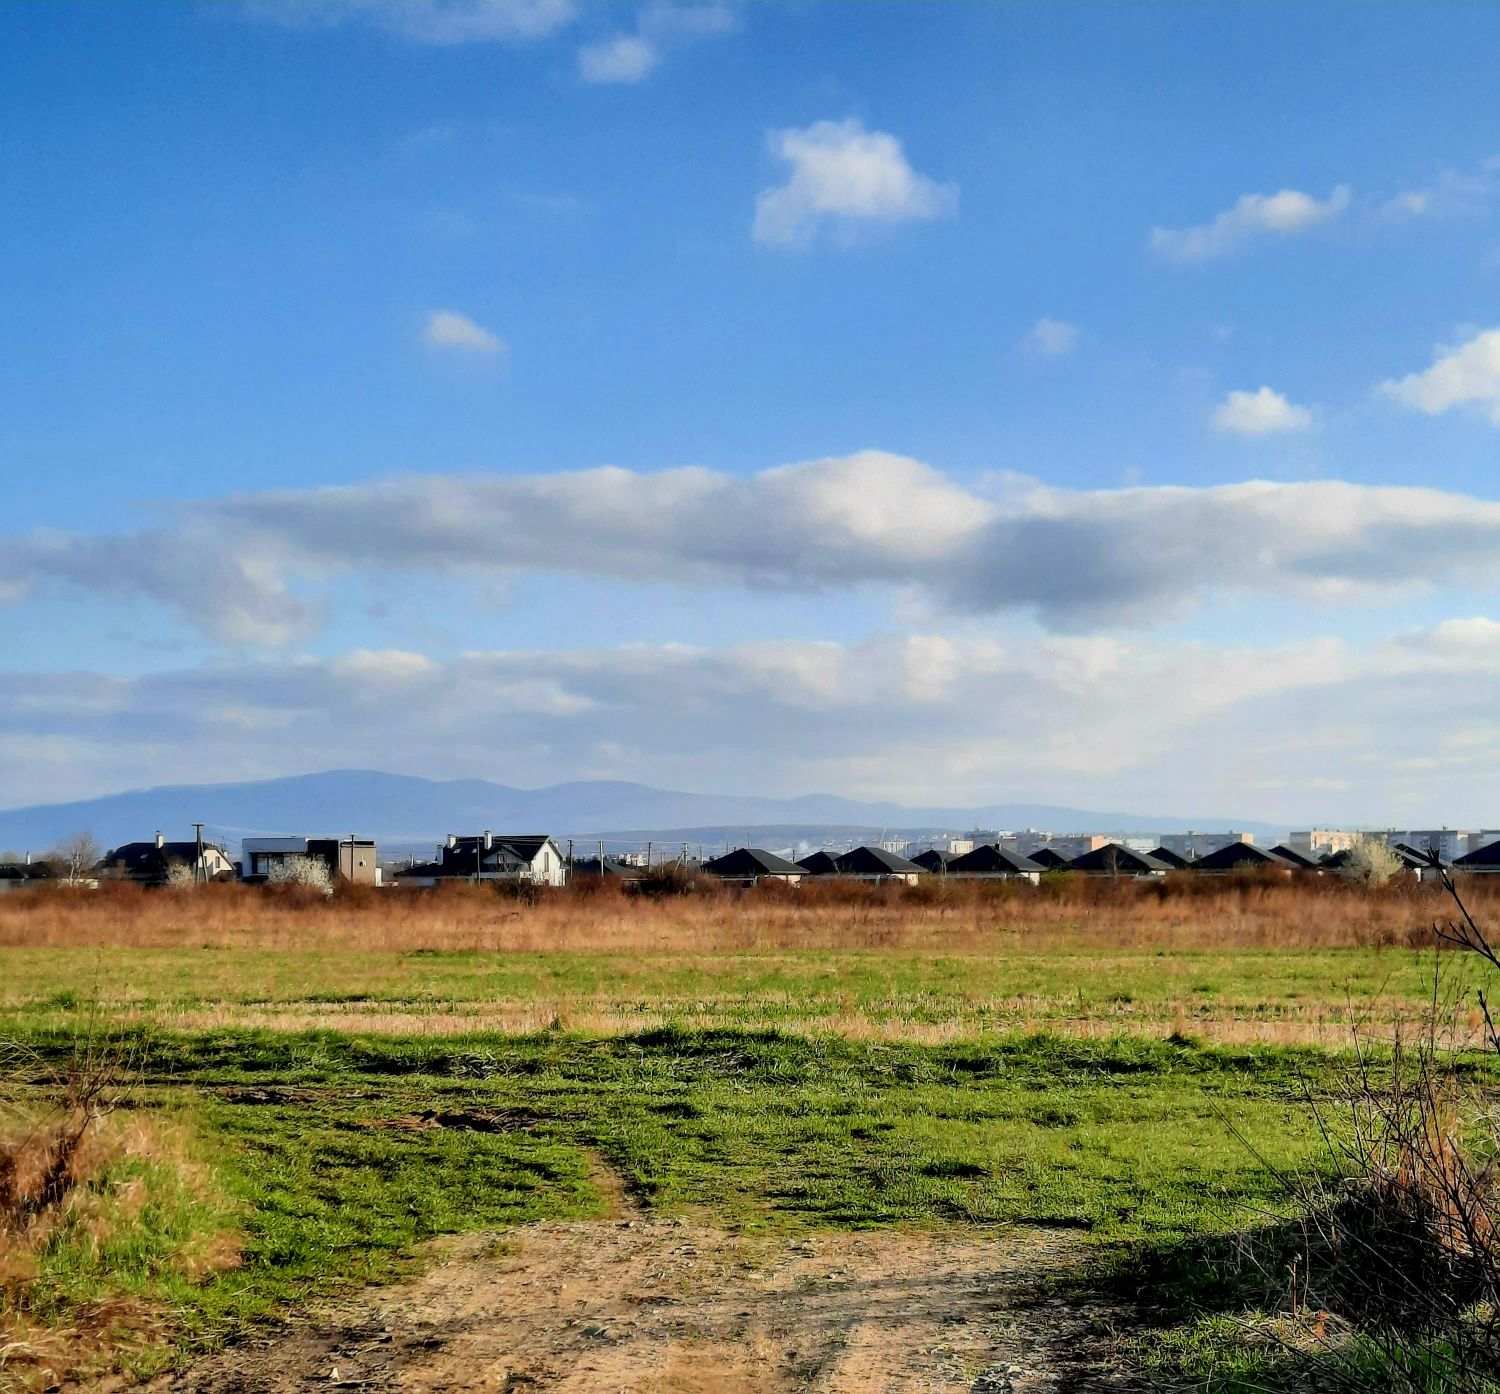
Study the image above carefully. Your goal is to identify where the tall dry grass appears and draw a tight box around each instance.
[0,869,1487,954]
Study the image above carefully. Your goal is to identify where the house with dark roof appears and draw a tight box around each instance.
[101,831,235,886]
[833,846,922,884]
[909,848,956,873]
[946,844,1044,882]
[395,832,566,887]
[1454,840,1500,874]
[1268,843,1320,870]
[569,855,644,880]
[1147,846,1193,870]
[795,850,839,875]
[1191,842,1301,874]
[1026,847,1071,871]
[0,859,54,893]
[701,848,804,885]
[1067,843,1171,877]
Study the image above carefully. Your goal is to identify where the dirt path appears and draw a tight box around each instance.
[153,1184,1133,1394]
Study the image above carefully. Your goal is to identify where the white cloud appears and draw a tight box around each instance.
[578,33,659,82]
[1211,387,1315,436]
[1151,185,1352,262]
[1023,318,1079,357]
[1381,160,1500,220]
[576,4,736,84]
[1381,328,1500,424]
[248,0,577,44]
[422,309,506,355]
[9,454,1500,643]
[752,119,958,248]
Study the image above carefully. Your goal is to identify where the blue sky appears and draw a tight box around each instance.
[4,0,1500,824]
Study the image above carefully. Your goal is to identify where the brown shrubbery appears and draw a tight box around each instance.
[0,866,1486,955]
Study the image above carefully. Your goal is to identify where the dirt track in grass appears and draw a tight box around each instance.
[150,1178,1135,1394]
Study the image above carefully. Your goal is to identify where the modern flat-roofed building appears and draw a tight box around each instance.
[242,835,379,885]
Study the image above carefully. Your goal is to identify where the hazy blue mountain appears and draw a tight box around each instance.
[0,768,1287,855]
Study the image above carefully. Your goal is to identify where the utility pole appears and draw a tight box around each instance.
[646,840,652,868]
[192,823,206,885]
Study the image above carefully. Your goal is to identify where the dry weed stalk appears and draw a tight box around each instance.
[1230,863,1500,1391]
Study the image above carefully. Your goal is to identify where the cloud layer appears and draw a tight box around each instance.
[6,453,1500,642]
[6,619,1500,818]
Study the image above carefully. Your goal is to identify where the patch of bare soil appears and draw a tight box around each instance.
[148,1184,1133,1394]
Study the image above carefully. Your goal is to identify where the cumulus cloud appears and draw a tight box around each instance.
[1211,387,1315,436]
[1023,318,1079,357]
[1151,185,1351,262]
[1381,328,1500,424]
[5,618,1500,818]
[422,309,506,355]
[7,453,1500,642]
[576,3,736,83]
[752,119,958,248]
[247,0,577,44]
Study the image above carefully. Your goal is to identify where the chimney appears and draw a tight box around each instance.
[483,830,493,850]
[446,834,457,850]
[154,830,165,850]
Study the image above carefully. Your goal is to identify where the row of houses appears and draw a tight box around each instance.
[698,835,1500,884]
[6,825,1500,892]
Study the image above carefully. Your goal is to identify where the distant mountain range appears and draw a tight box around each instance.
[0,769,1288,856]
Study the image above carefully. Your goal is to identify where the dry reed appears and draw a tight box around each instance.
[0,870,1481,955]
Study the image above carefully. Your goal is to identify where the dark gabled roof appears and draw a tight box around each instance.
[909,848,955,871]
[108,840,202,868]
[946,844,1043,876]
[395,861,446,879]
[1068,843,1171,875]
[1268,843,1319,870]
[1147,846,1193,869]
[570,855,642,878]
[446,834,555,863]
[1192,842,1298,872]
[701,847,803,878]
[1027,847,1070,869]
[1389,843,1447,871]
[1456,839,1500,868]
[834,846,923,876]
[796,850,839,875]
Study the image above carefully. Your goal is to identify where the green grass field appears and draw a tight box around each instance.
[0,941,1465,1044]
[2,927,1490,1390]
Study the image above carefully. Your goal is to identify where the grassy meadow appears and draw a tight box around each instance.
[2,873,1496,1390]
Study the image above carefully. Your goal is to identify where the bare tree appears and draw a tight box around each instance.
[48,829,100,886]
